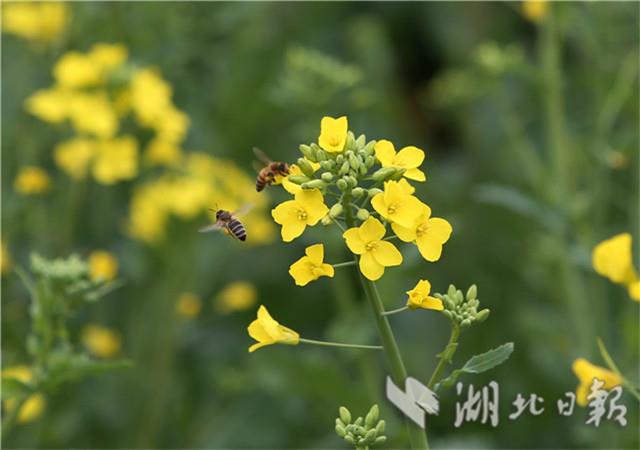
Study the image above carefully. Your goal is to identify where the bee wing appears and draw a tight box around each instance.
[198,221,225,233]
[232,203,253,217]
[252,160,264,174]
[253,147,272,165]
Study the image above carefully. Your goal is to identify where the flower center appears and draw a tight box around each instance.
[365,241,378,252]
[328,135,340,146]
[297,208,308,221]
[416,223,428,237]
[311,266,324,277]
[387,204,398,215]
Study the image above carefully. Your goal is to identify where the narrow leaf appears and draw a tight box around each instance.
[461,342,514,374]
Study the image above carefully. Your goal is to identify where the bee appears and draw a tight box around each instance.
[253,147,289,192]
[199,205,251,241]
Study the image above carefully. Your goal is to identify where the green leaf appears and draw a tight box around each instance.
[438,342,514,389]
[1,377,32,399]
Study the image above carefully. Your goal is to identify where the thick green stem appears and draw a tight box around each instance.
[427,325,460,390]
[342,194,429,449]
[299,338,382,350]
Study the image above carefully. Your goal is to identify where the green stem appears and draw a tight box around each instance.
[427,324,460,390]
[342,193,429,449]
[299,338,382,351]
[383,235,399,241]
[597,338,640,402]
[332,261,356,268]
[381,305,409,316]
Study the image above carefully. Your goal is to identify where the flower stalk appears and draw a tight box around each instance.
[299,338,382,351]
[427,324,460,390]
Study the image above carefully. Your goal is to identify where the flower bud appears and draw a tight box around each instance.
[476,309,490,322]
[352,187,365,198]
[329,203,344,219]
[461,318,472,328]
[365,155,375,168]
[375,420,385,435]
[337,179,349,191]
[442,310,453,319]
[447,284,456,298]
[321,215,333,225]
[339,406,352,424]
[364,428,377,443]
[354,417,363,427]
[356,209,370,221]
[375,436,387,444]
[454,290,464,305]
[348,153,360,171]
[365,404,379,427]
[371,167,397,181]
[299,144,316,161]
[344,435,355,445]
[339,160,351,176]
[301,180,326,190]
[466,284,478,301]
[336,154,345,165]
[335,424,346,437]
[297,158,315,177]
[321,172,334,182]
[346,175,358,189]
[320,160,334,171]
[359,164,368,176]
[356,134,366,148]
[368,188,383,197]
[287,175,310,185]
[346,131,357,151]
[363,140,376,155]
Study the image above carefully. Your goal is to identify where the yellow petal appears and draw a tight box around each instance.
[359,252,385,281]
[592,233,635,284]
[572,358,622,406]
[358,217,386,243]
[394,146,425,168]
[281,221,306,242]
[416,237,444,262]
[403,168,426,182]
[628,279,640,302]
[343,228,366,254]
[305,244,324,265]
[372,240,403,267]
[392,222,417,243]
[318,263,335,278]
[397,178,416,194]
[295,189,329,224]
[319,116,348,153]
[420,296,444,311]
[289,257,315,286]
[427,217,453,243]
[374,140,396,166]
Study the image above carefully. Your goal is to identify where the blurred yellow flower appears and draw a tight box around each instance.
[92,136,138,184]
[374,140,426,182]
[14,166,51,195]
[82,324,121,358]
[1,240,12,275]
[54,51,102,88]
[272,189,329,242]
[343,217,402,281]
[54,138,96,180]
[144,138,182,167]
[247,305,299,352]
[89,250,118,282]
[406,280,443,311]
[1,366,46,424]
[392,203,452,262]
[88,43,128,74]
[628,280,640,302]
[522,0,548,23]
[130,68,173,127]
[371,180,424,228]
[318,115,348,153]
[25,88,72,124]
[176,292,202,318]
[2,1,68,44]
[592,233,639,302]
[572,358,622,407]
[289,244,335,286]
[243,214,276,245]
[70,92,119,138]
[128,185,168,244]
[154,106,190,143]
[215,281,257,313]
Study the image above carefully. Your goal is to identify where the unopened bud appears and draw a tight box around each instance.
[466,284,478,301]
[363,140,376,155]
[297,158,315,177]
[301,180,326,190]
[375,436,387,444]
[339,406,352,424]
[371,167,397,181]
[442,310,453,319]
[356,134,366,148]
[337,179,349,191]
[335,424,346,437]
[321,215,333,226]
[348,153,360,170]
[287,175,310,185]
[339,160,351,176]
[330,204,344,219]
[346,131,357,151]
[346,175,358,188]
[365,155,375,168]
[375,420,385,435]
[461,318,472,328]
[476,309,490,322]
[356,209,370,221]
[364,428,377,443]
[321,172,334,182]
[320,160,335,171]
[336,154,345,165]
[352,187,365,198]
[365,405,379,427]
[299,144,316,161]
[368,188,383,197]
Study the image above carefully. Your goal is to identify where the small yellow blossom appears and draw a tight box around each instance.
[25,88,72,123]
[54,51,102,88]
[89,250,118,282]
[88,43,128,74]
[628,280,640,302]
[82,324,121,358]
[392,203,452,262]
[92,136,138,184]
[70,92,118,138]
[272,189,329,242]
[54,138,96,180]
[130,68,173,127]
[374,140,426,182]
[14,166,51,195]
[154,106,190,143]
[1,240,11,275]
[592,233,636,284]
[572,358,622,407]
[280,162,320,195]
[406,280,443,310]
[1,365,46,424]
[289,244,335,286]
[318,116,348,153]
[371,180,424,228]
[176,292,202,318]
[215,281,257,313]
[144,138,182,167]
[2,2,68,44]
[247,305,299,352]
[522,0,548,23]
[343,217,402,281]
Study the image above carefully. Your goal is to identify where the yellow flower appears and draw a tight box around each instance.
[272,189,329,242]
[54,51,101,88]
[215,281,257,313]
[406,280,443,310]
[1,240,11,275]
[92,136,138,184]
[281,162,320,195]
[14,166,51,195]
[88,43,128,74]
[154,106,190,143]
[144,138,182,167]
[247,305,299,352]
[127,185,168,244]
[54,138,96,180]
[371,180,424,228]
[89,250,118,282]
[1,366,46,424]
[70,92,118,138]
[628,280,640,302]
[82,324,121,358]
[592,233,636,285]
[289,244,335,286]
[2,2,68,44]
[25,88,72,123]
[572,358,622,407]
[318,115,348,153]
[176,292,202,318]
[130,68,173,127]
[374,140,426,182]
[392,203,452,262]
[522,0,548,23]
[343,217,402,281]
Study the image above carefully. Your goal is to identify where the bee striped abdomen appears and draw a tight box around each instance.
[228,218,247,241]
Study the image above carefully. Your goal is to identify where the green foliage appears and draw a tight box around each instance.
[438,343,515,389]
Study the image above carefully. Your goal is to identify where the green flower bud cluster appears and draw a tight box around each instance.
[435,284,490,328]
[335,405,387,449]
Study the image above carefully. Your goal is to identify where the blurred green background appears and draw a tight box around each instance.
[2,1,638,449]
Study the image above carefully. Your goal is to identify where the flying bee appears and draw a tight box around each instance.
[253,147,289,192]
[199,204,252,241]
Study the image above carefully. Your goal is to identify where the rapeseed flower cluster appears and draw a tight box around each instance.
[2,2,69,45]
